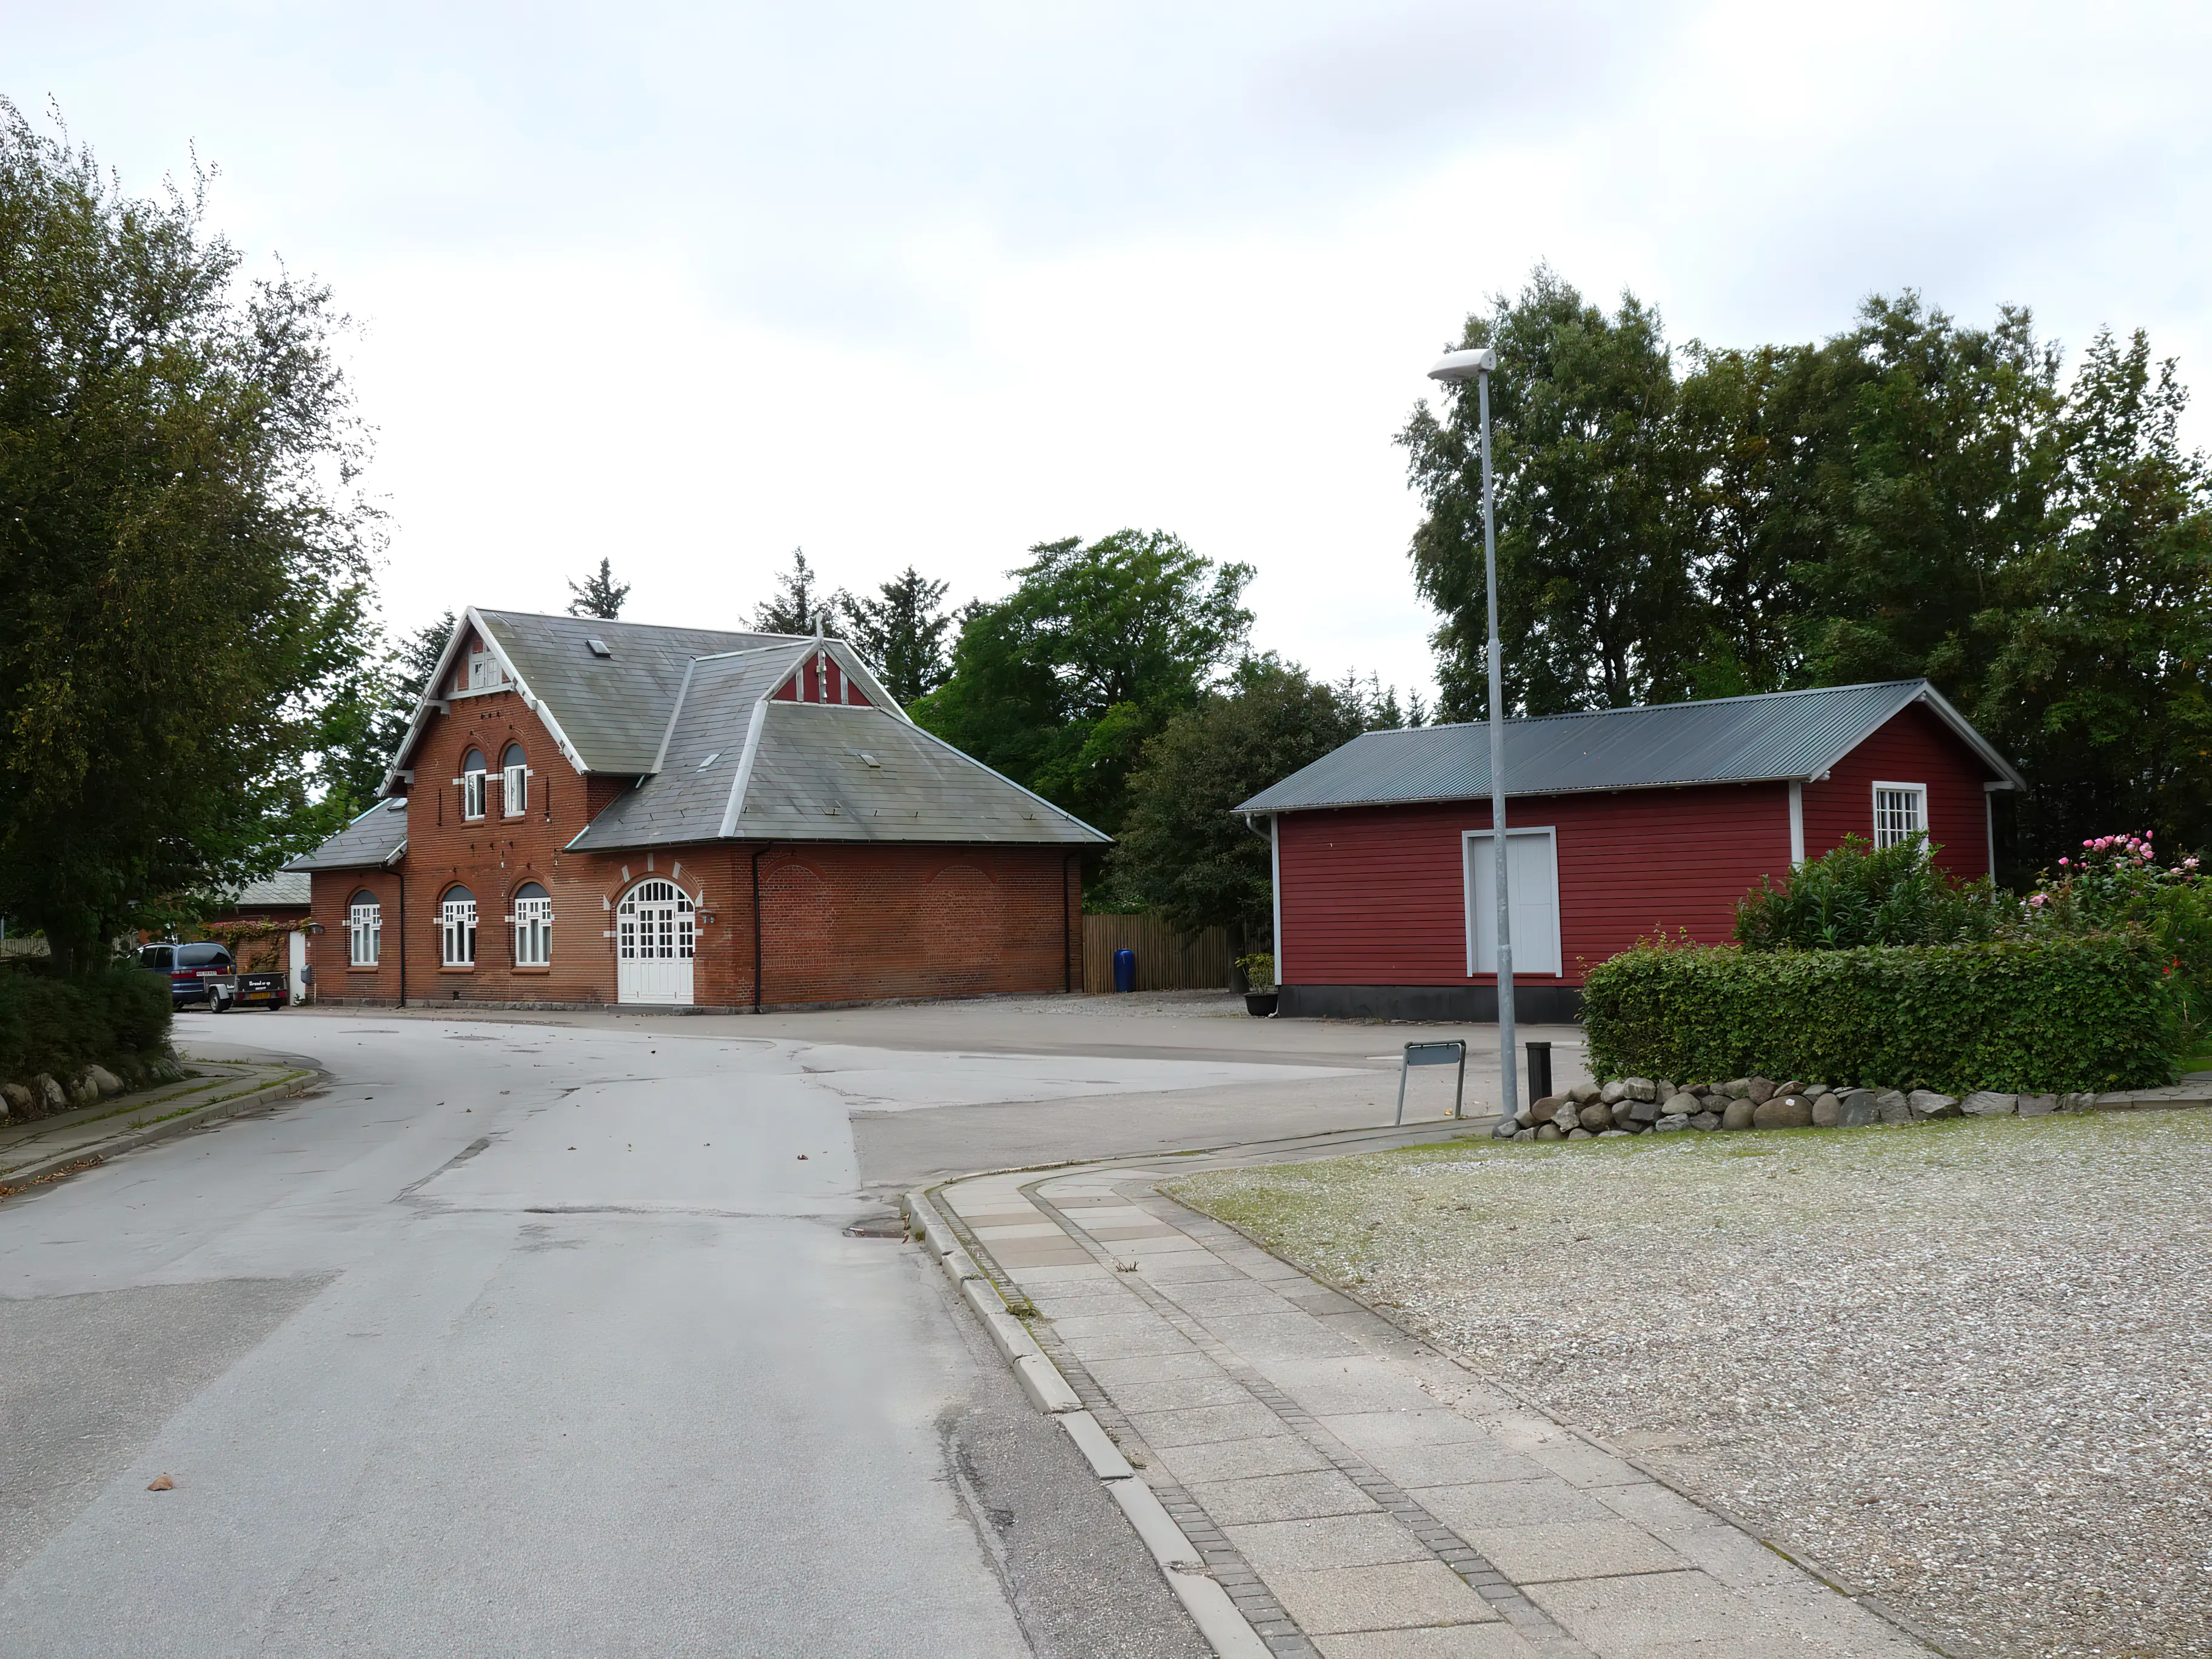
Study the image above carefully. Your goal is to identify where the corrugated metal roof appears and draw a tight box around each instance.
[1238,680,2024,814]
[476,609,807,775]
[285,800,409,870]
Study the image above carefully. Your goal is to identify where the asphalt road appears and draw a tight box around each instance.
[0,997,1591,1657]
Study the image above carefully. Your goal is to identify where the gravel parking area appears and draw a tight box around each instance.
[1168,1108,2212,1659]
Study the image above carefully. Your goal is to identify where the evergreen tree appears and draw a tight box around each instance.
[754,547,848,635]
[839,566,953,703]
[566,557,629,619]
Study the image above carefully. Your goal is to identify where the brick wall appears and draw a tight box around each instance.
[306,688,1084,1009]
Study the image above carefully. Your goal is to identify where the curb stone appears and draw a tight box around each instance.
[0,1067,325,1193]
[905,1188,1272,1659]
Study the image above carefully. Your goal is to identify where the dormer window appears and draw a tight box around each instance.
[461,749,487,820]
[501,743,527,817]
[468,648,500,689]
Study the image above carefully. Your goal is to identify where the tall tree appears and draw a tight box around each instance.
[312,610,456,817]
[1399,266,1708,719]
[566,557,629,619]
[754,546,846,635]
[1113,658,1367,939]
[911,530,1253,836]
[0,103,380,970]
[1977,328,2212,860]
[839,566,953,703]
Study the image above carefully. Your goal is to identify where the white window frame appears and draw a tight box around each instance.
[1872,782,1928,850]
[468,651,500,690]
[440,892,477,967]
[1461,826,1563,978]
[512,888,552,967]
[617,879,695,962]
[347,899,381,967]
[461,757,487,820]
[501,756,528,817]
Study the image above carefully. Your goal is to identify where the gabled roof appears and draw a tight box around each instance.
[284,799,409,871]
[1237,680,2025,815]
[566,642,1105,851]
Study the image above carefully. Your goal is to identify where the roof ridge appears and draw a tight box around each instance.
[1375,679,1930,737]
[474,606,811,641]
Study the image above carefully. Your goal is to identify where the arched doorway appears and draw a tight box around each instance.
[617,878,695,1005]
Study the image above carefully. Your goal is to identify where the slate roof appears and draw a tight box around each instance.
[227,871,312,907]
[1237,680,2025,814]
[293,609,1107,870]
[285,800,409,871]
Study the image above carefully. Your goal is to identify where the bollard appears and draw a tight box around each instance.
[1524,1039,1552,1108]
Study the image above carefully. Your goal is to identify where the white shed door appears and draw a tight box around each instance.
[617,880,696,1005]
[1465,830,1561,977]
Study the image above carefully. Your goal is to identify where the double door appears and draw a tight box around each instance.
[617,879,695,1004]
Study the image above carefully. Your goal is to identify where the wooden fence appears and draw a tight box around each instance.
[1081,913,1238,994]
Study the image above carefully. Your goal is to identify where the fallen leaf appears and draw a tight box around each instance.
[796,1153,808,1160]
[146,1475,174,1491]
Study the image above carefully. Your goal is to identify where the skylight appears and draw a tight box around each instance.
[586,638,612,657]
[697,751,722,768]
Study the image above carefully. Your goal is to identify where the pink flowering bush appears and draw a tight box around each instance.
[2027,832,2212,1035]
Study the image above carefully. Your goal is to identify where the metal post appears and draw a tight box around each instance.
[1478,367,1518,1117]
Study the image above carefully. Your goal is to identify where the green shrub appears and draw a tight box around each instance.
[1582,930,2179,1094]
[0,964,172,1087]
[1735,834,2009,950]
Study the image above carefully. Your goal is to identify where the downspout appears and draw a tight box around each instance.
[1063,851,1079,994]
[397,863,408,1008]
[751,844,778,1013]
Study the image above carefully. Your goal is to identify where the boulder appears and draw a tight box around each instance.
[1722,1079,1752,1099]
[1745,1077,1777,1105]
[1874,1090,1911,1124]
[1492,1119,1520,1139]
[1777,1079,1805,1099]
[1550,1103,1580,1131]
[1811,1092,1842,1128]
[1655,1079,1677,1103]
[1535,1123,1563,1142]
[1514,1106,1538,1130]
[1514,1127,1537,1142]
[1835,1088,1879,1127]
[1533,1093,1569,1117]
[86,1064,125,1099]
[1600,1080,1630,1107]
[1653,1114,1690,1133]
[1660,1091,1700,1118]
[2059,1091,2097,1113]
[1566,1127,1592,1141]
[1,1080,30,1118]
[36,1074,66,1113]
[1569,1082,1601,1106]
[1753,1094,1813,1129]
[1578,1102,1614,1133]
[1689,1110,1721,1131]
[1623,1077,1658,1102]
[67,1073,100,1108]
[1597,1128,1632,1138]
[1624,1098,1662,1126]
[1908,1090,1962,1120]
[1961,1091,2018,1118]
[1721,1098,1757,1131]
[2018,1093,2060,1118]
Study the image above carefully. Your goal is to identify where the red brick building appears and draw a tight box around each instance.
[289,609,1104,1010]
[1236,680,2025,1022]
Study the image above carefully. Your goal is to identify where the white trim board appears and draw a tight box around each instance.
[1461,827,1563,979]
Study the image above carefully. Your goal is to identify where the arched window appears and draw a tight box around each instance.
[501,742,528,818]
[513,880,552,967]
[616,879,694,963]
[440,884,477,967]
[347,890,381,967]
[461,749,487,820]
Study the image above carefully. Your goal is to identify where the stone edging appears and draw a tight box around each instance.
[0,1066,325,1193]
[903,1186,1272,1659]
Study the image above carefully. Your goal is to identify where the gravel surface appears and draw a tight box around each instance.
[1169,1109,2212,1659]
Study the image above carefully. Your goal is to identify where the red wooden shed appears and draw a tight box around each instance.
[1235,680,2025,1021]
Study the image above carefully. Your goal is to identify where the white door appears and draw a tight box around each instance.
[1464,830,1561,977]
[617,879,696,1004]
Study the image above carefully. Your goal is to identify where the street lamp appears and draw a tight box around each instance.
[1426,346,1518,1122]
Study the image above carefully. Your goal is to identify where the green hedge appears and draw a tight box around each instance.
[0,965,173,1088]
[1581,930,2180,1094]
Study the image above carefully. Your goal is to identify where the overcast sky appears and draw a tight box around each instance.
[12,2,2211,704]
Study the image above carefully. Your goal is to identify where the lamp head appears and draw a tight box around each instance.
[1427,347,1497,383]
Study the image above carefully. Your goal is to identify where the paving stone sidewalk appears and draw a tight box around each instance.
[937,1164,1939,1659]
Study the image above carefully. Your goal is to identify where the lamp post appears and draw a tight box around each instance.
[1426,346,1517,1121]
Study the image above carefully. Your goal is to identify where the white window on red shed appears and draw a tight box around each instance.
[1872,782,1927,850]
[1463,829,1562,977]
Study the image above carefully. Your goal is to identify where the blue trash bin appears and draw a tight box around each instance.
[1113,948,1136,993]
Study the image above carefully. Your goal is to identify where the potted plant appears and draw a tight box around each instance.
[1237,953,1278,1017]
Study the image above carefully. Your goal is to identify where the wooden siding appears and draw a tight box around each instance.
[1276,702,2006,991]
[1278,782,1791,989]
[1801,699,1994,876]
[1082,913,1236,993]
